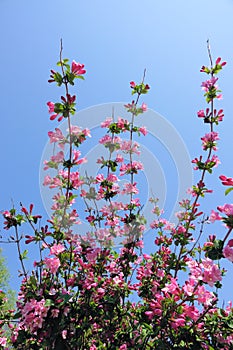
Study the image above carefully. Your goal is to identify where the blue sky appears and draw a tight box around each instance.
[1,0,233,302]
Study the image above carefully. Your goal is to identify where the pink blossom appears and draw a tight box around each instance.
[215,108,224,121]
[107,173,119,182]
[197,109,205,118]
[209,154,220,168]
[101,117,113,128]
[120,140,140,155]
[97,288,105,297]
[50,151,64,163]
[219,175,233,186]
[99,134,113,145]
[223,242,233,262]
[183,305,199,321]
[121,182,139,195]
[47,101,55,113]
[95,174,105,183]
[145,310,154,320]
[62,330,67,339]
[217,203,233,216]
[120,161,143,176]
[141,102,147,111]
[215,57,227,67]
[117,117,130,131]
[196,285,214,306]
[50,243,65,256]
[48,128,65,149]
[116,153,124,163]
[21,299,49,332]
[183,278,196,297]
[71,60,86,75]
[73,150,87,165]
[47,101,61,121]
[130,81,136,88]
[201,258,222,287]
[44,257,60,274]
[119,344,127,350]
[201,131,219,151]
[201,77,218,92]
[171,316,185,329]
[51,308,60,318]
[90,345,97,350]
[139,126,147,135]
[162,277,179,295]
[209,210,222,223]
[0,337,7,347]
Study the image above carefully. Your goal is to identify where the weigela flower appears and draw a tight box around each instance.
[215,57,227,67]
[219,175,233,186]
[71,60,86,75]
[47,101,63,121]
[44,257,60,274]
[223,242,233,262]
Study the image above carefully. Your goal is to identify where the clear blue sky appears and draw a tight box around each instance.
[1,0,233,302]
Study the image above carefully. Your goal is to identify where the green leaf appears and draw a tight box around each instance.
[225,187,233,196]
[76,75,85,80]
[20,249,28,260]
[44,298,54,307]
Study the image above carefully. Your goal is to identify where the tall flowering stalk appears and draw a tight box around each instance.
[0,43,233,349]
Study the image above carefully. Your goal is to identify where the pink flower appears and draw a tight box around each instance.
[95,174,105,183]
[73,150,87,165]
[71,60,86,75]
[120,344,127,350]
[47,101,62,122]
[217,204,233,216]
[99,134,112,145]
[62,330,67,339]
[171,316,186,329]
[201,77,218,92]
[145,310,154,320]
[141,102,147,111]
[120,140,140,155]
[197,110,205,118]
[183,305,199,321]
[121,182,139,195]
[51,308,60,318]
[44,257,60,274]
[183,278,196,297]
[223,240,233,262]
[101,117,113,128]
[48,128,65,149]
[117,117,130,131]
[196,285,214,306]
[209,210,222,223]
[209,154,220,168]
[107,173,118,182]
[215,57,227,67]
[201,131,219,151]
[139,126,147,136]
[0,337,7,346]
[130,81,136,88]
[219,175,233,186]
[201,258,222,287]
[50,243,65,256]
[162,277,179,295]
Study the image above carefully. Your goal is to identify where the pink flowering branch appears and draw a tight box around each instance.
[1,44,233,349]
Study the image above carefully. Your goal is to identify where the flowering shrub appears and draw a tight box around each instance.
[1,42,233,349]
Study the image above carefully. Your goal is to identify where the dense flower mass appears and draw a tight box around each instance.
[1,47,233,350]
